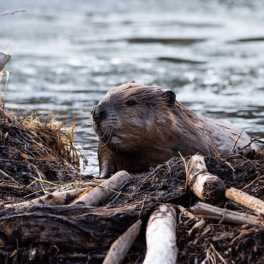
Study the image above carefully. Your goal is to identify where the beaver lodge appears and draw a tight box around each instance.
[0,103,263,264]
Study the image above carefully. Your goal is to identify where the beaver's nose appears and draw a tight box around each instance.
[91,105,108,123]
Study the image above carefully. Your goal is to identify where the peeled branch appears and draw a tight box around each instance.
[226,187,264,215]
[103,220,142,264]
[188,154,226,204]
[143,205,178,264]
[4,188,86,210]
[71,170,131,206]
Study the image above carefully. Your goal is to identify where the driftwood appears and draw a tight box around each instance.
[72,170,131,206]
[188,155,226,204]
[143,205,178,264]
[0,201,154,250]
[191,202,263,226]
[4,188,86,210]
[103,219,142,264]
[226,187,264,215]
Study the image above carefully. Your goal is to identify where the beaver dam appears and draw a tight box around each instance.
[0,105,264,264]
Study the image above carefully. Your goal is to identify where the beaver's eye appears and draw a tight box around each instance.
[126,100,137,106]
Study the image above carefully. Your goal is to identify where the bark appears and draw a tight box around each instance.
[103,219,142,264]
[188,154,226,204]
[4,188,86,210]
[72,170,131,206]
[191,202,263,226]
[226,187,264,215]
[143,205,178,264]
[0,201,154,250]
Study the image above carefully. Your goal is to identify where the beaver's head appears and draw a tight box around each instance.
[91,82,176,153]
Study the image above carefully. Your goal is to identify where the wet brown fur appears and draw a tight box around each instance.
[91,82,258,178]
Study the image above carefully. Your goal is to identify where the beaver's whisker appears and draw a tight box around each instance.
[101,128,108,139]
[105,128,113,145]
[80,122,90,128]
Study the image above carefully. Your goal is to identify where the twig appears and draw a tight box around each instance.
[4,19,24,52]
[0,182,32,193]
[176,205,199,220]
[241,138,264,150]
[139,199,145,219]
[0,169,21,186]
[241,172,260,191]
[134,164,163,193]
[0,9,27,17]
[231,128,245,152]
[35,168,47,195]
[209,243,227,264]
[104,181,129,204]
[225,162,235,172]
[178,151,189,192]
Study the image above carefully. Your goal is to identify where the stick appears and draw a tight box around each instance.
[143,205,178,264]
[71,171,131,206]
[231,128,245,152]
[103,220,142,264]
[0,169,21,186]
[176,205,199,220]
[191,202,263,226]
[226,187,264,215]
[188,155,226,204]
[0,9,27,17]
[4,188,86,210]
[0,182,32,193]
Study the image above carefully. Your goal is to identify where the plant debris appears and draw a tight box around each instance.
[0,107,87,203]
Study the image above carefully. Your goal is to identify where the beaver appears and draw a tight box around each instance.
[91,82,259,178]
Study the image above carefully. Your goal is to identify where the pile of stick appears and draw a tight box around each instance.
[0,151,264,263]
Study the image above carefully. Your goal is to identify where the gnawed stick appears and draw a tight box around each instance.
[226,187,264,215]
[103,220,142,264]
[4,188,87,210]
[191,202,263,226]
[188,155,226,204]
[177,205,199,220]
[143,205,178,264]
[72,171,131,206]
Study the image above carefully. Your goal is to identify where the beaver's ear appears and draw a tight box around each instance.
[162,90,176,107]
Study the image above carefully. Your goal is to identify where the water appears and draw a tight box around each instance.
[1,0,264,176]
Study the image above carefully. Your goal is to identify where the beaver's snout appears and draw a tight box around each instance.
[91,105,108,124]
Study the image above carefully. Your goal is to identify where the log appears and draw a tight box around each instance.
[226,187,264,215]
[0,201,154,250]
[188,155,226,204]
[191,202,263,226]
[4,188,86,210]
[143,205,178,264]
[72,170,131,206]
[103,219,142,264]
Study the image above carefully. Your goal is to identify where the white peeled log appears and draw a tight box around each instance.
[226,187,264,215]
[188,155,226,204]
[103,219,142,264]
[4,188,86,210]
[143,205,178,264]
[71,170,131,206]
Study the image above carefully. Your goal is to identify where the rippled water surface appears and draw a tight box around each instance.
[1,0,264,175]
